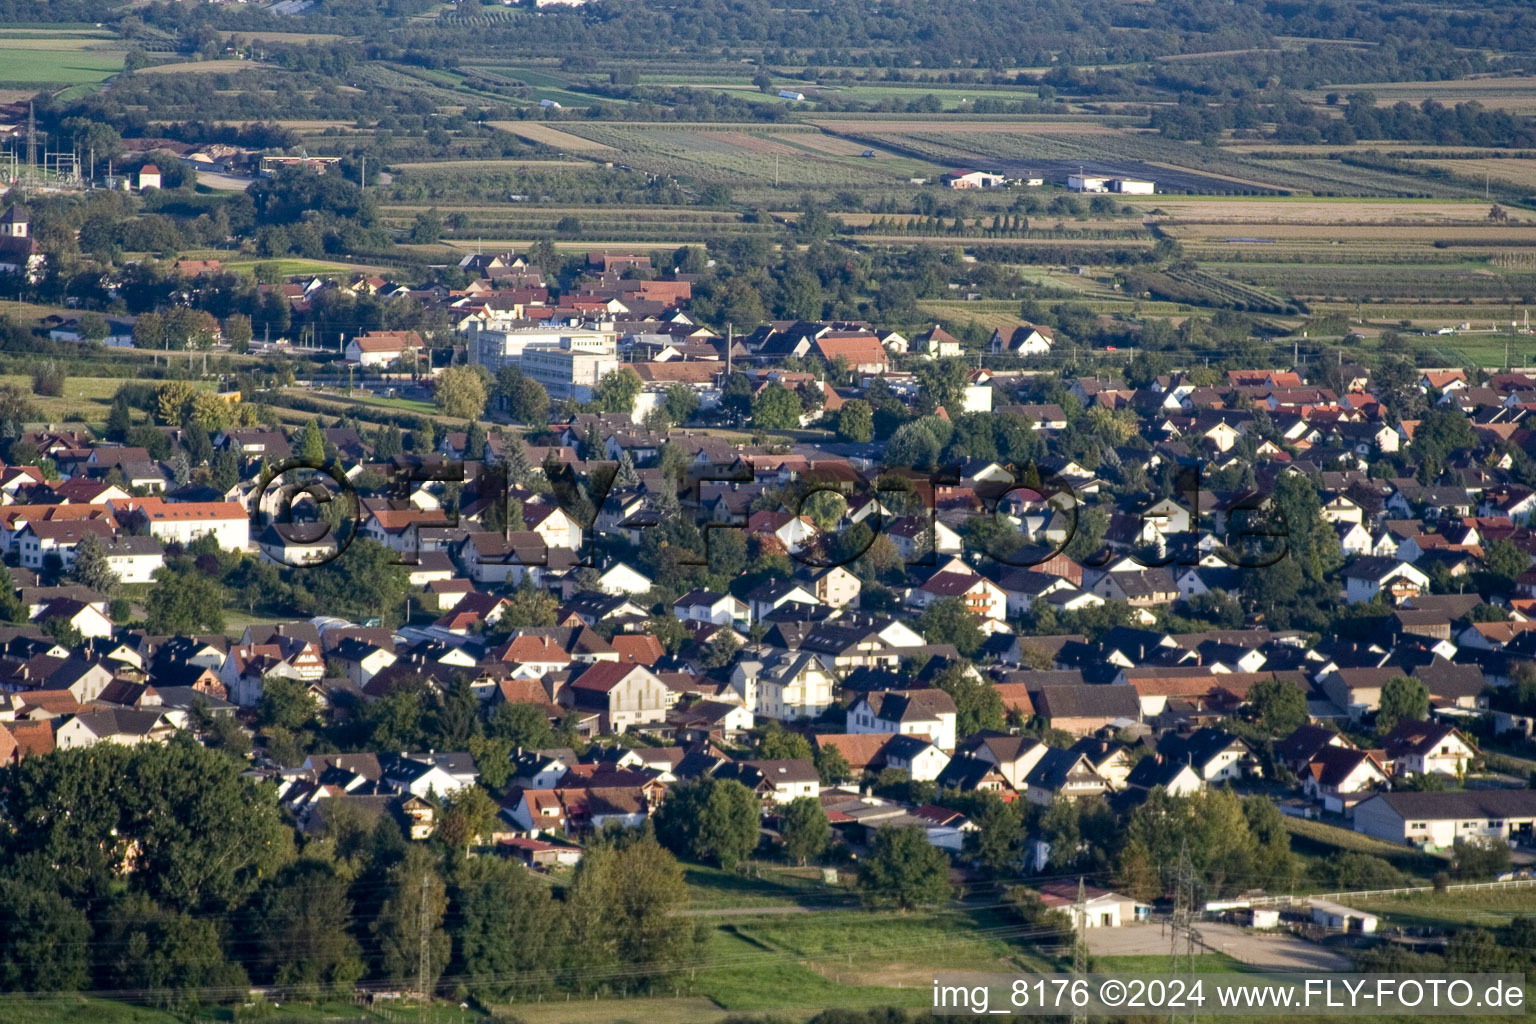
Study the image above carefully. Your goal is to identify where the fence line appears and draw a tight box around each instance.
[1237,875,1536,909]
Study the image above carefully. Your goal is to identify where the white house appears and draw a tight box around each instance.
[1352,790,1536,850]
[345,330,424,367]
[1302,747,1390,814]
[1381,719,1478,778]
[1343,557,1430,604]
[1036,882,1147,928]
[732,651,835,722]
[111,497,250,551]
[673,589,751,626]
[880,734,950,782]
[102,536,165,584]
[847,689,958,752]
[990,325,1055,356]
[594,562,653,596]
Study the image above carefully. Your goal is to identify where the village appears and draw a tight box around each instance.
[1,221,1536,1005]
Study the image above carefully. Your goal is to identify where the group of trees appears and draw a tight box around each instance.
[0,736,714,1006]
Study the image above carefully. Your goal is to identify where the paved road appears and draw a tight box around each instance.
[1088,922,1353,971]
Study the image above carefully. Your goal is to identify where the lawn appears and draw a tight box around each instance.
[0,373,184,427]
[219,258,380,278]
[683,862,854,910]
[1350,887,1536,930]
[0,47,122,85]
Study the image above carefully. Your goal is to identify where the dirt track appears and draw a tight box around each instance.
[1088,922,1353,971]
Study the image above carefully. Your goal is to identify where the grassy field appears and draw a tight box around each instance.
[1140,196,1501,223]
[1351,887,1536,930]
[0,47,122,85]
[1283,816,1447,879]
[137,58,267,76]
[1413,157,1536,191]
[1304,77,1536,114]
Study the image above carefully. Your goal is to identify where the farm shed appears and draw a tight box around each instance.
[1309,899,1378,933]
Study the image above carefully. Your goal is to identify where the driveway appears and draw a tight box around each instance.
[1087,922,1353,971]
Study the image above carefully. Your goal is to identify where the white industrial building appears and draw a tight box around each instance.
[1066,173,1155,194]
[469,324,619,403]
[1352,790,1536,849]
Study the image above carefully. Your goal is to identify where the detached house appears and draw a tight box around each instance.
[345,330,425,367]
[1303,747,1390,813]
[912,570,1007,621]
[564,662,668,733]
[847,689,959,751]
[1343,558,1431,605]
[1380,719,1478,778]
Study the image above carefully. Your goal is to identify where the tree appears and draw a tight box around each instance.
[0,879,90,993]
[252,860,364,992]
[916,597,985,657]
[934,660,1004,735]
[836,399,874,443]
[1377,676,1430,737]
[884,420,942,469]
[652,776,761,869]
[410,207,445,244]
[434,364,490,419]
[372,846,450,993]
[595,367,643,416]
[76,311,109,344]
[1452,836,1512,880]
[1485,538,1530,583]
[464,420,488,460]
[503,576,558,627]
[663,383,700,425]
[223,313,253,353]
[499,368,549,425]
[488,700,554,749]
[565,832,693,987]
[438,785,500,854]
[104,896,249,1007]
[858,825,951,910]
[758,721,814,760]
[815,742,852,785]
[258,676,319,731]
[1249,678,1309,736]
[914,357,969,411]
[106,395,133,442]
[970,800,1023,874]
[646,614,689,655]
[304,539,410,621]
[780,796,831,865]
[144,564,226,635]
[298,418,326,465]
[68,531,119,596]
[155,380,196,425]
[450,855,561,999]
[0,739,290,912]
[752,383,802,430]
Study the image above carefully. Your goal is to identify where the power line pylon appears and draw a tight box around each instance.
[1168,840,1200,1024]
[1071,876,1090,1024]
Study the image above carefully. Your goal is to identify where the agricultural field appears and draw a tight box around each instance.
[1303,77,1536,115]
[551,124,939,186]
[491,122,618,153]
[0,46,123,86]
[1139,197,1503,224]
[1350,887,1536,930]
[134,58,266,76]
[1411,157,1536,191]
